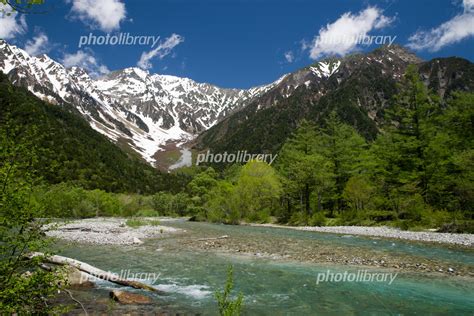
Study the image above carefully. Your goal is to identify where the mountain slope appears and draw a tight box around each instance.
[0,40,279,165]
[195,46,474,154]
[0,73,187,193]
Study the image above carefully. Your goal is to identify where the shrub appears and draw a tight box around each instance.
[288,212,309,226]
[309,212,326,226]
[215,266,243,316]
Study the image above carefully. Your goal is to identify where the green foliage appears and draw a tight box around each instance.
[309,212,327,226]
[206,181,240,224]
[277,120,334,217]
[371,69,473,220]
[32,184,183,218]
[32,184,123,218]
[272,73,473,230]
[215,266,243,316]
[189,86,473,231]
[234,161,281,222]
[343,175,374,211]
[0,111,65,314]
[152,191,190,216]
[276,114,369,219]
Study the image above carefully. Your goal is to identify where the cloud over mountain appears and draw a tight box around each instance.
[306,6,394,59]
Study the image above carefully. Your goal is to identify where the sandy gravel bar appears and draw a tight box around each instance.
[45,218,183,245]
[251,224,473,247]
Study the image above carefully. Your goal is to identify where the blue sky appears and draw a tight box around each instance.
[1,0,473,88]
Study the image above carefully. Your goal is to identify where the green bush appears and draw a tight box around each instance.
[309,212,326,226]
[33,184,125,218]
[437,220,474,233]
[288,212,309,226]
[215,266,243,316]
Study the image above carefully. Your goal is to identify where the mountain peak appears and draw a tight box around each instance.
[372,44,423,64]
[125,67,150,80]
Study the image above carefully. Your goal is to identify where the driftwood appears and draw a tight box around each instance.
[27,252,163,294]
[197,235,229,241]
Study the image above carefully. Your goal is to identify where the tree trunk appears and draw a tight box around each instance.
[27,252,164,294]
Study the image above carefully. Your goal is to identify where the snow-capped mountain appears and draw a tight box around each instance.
[0,40,283,165]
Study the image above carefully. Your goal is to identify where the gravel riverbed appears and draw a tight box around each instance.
[252,224,474,246]
[45,218,183,245]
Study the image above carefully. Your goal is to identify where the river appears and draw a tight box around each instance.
[56,220,474,315]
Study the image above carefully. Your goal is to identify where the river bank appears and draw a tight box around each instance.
[47,218,473,278]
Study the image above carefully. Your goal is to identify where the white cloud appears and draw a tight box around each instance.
[24,33,50,56]
[284,51,295,63]
[62,49,109,77]
[407,0,474,51]
[137,34,184,70]
[69,0,126,32]
[464,0,474,12]
[0,5,27,39]
[306,6,394,60]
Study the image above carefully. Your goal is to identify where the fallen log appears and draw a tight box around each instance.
[197,235,229,241]
[27,252,164,294]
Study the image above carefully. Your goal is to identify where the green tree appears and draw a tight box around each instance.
[0,117,64,314]
[206,180,239,224]
[372,66,444,215]
[343,175,374,211]
[277,120,334,217]
[187,167,218,216]
[234,160,281,222]
[428,92,474,212]
[318,112,369,211]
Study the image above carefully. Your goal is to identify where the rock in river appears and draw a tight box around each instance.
[109,290,152,304]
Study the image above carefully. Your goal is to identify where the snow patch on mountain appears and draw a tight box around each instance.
[310,61,341,78]
[0,40,286,166]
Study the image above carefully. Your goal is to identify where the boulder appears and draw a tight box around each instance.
[133,237,143,244]
[109,290,152,304]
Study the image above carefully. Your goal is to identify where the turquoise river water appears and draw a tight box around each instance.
[57,220,474,315]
